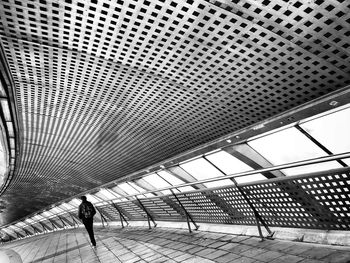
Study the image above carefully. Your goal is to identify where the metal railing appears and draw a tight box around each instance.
[1,152,349,242]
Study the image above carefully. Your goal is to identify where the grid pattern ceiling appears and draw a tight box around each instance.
[0,0,349,225]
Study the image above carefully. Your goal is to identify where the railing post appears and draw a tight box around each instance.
[57,215,68,228]
[95,207,108,227]
[170,190,199,233]
[111,202,129,228]
[232,178,273,241]
[23,227,32,237]
[136,197,157,229]
[48,219,58,231]
[203,156,273,241]
[67,212,80,227]
[38,221,49,233]
[31,225,41,235]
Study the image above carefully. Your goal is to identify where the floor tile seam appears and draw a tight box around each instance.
[5,243,28,257]
[110,232,203,247]
[96,236,125,263]
[20,236,47,261]
[26,236,53,262]
[15,239,38,259]
[115,234,221,263]
[51,232,65,261]
[254,242,346,260]
[109,234,167,261]
[74,232,90,263]
[111,230,242,246]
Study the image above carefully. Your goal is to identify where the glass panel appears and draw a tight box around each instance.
[42,211,55,218]
[158,171,195,192]
[95,188,117,200]
[59,203,75,210]
[0,81,5,97]
[110,186,129,200]
[142,173,171,194]
[25,218,35,224]
[205,150,267,183]
[301,106,350,165]
[0,100,11,121]
[0,142,6,179]
[117,182,140,195]
[235,174,267,184]
[16,222,27,227]
[106,188,122,198]
[128,182,154,197]
[32,215,44,221]
[85,194,102,204]
[248,127,341,176]
[180,158,234,188]
[69,198,81,207]
[6,122,13,137]
[49,207,64,214]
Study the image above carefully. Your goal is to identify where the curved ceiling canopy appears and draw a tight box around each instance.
[0,0,349,225]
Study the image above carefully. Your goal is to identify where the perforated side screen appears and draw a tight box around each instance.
[0,0,349,224]
[94,169,350,230]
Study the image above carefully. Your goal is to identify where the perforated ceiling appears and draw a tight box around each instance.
[0,0,349,225]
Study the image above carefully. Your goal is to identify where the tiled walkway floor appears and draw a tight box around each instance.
[1,227,349,263]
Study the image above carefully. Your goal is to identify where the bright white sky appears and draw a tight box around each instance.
[0,141,7,182]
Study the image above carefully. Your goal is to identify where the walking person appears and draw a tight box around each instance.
[78,196,97,247]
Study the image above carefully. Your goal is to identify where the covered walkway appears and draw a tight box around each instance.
[1,226,349,263]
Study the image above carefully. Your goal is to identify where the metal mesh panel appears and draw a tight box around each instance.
[98,169,349,230]
[241,170,350,230]
[59,213,76,227]
[137,197,184,221]
[49,218,64,229]
[0,0,349,225]
[114,201,148,221]
[164,191,235,224]
[97,204,121,222]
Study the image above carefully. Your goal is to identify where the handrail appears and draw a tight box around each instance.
[91,151,350,204]
[2,151,350,229]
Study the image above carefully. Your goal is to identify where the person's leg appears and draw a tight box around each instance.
[84,219,96,246]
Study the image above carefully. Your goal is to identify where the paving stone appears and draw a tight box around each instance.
[257,250,285,262]
[283,243,316,255]
[219,242,240,251]
[214,252,241,263]
[240,237,262,246]
[186,245,206,254]
[270,254,304,263]
[172,253,194,262]
[298,259,326,263]
[240,247,269,258]
[299,247,337,260]
[226,244,253,254]
[319,250,350,263]
[231,256,257,263]
[204,249,229,260]
[195,248,217,257]
[0,227,349,263]
[208,241,228,248]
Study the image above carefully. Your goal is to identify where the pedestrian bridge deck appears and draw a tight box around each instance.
[0,226,349,263]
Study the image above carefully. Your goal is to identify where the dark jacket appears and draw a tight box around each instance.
[78,201,96,220]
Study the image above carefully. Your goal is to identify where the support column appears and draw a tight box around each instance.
[136,198,157,229]
[95,207,108,227]
[171,190,199,233]
[204,155,273,241]
[111,202,129,228]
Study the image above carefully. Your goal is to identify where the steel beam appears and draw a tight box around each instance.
[111,202,129,228]
[171,190,199,233]
[95,207,108,227]
[136,198,156,229]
